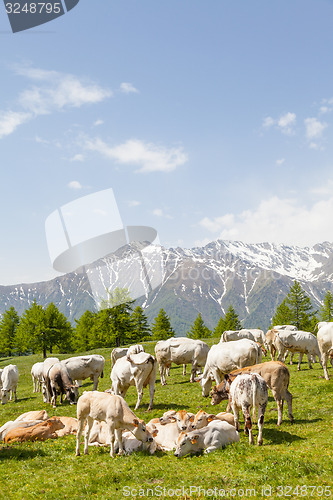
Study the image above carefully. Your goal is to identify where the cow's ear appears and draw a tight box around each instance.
[152,429,159,437]
[207,414,216,422]
[188,414,195,422]
[133,418,139,427]
[190,435,199,444]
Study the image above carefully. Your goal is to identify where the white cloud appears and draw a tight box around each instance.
[93,119,104,127]
[69,154,85,162]
[304,117,327,140]
[128,200,141,207]
[262,116,275,128]
[0,111,31,138]
[84,137,188,173]
[199,214,234,233]
[120,82,139,94]
[68,181,83,190]
[199,193,333,247]
[276,158,286,166]
[153,208,172,219]
[262,112,296,135]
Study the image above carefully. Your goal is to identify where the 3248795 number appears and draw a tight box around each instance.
[5,3,62,14]
[277,485,331,497]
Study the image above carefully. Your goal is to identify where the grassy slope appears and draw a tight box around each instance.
[0,340,332,500]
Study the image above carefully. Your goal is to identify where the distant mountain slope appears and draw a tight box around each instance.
[1,240,332,335]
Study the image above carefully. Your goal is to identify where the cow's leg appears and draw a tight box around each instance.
[148,379,155,411]
[183,364,186,376]
[76,417,86,456]
[13,387,17,402]
[284,389,294,423]
[306,353,313,369]
[159,364,167,386]
[321,352,330,380]
[83,416,94,455]
[271,389,283,426]
[32,376,36,393]
[115,428,124,455]
[298,353,303,371]
[108,423,116,458]
[226,400,232,412]
[92,375,99,391]
[257,405,266,446]
[134,380,143,411]
[289,352,293,365]
[232,404,240,432]
[190,362,197,383]
[243,405,253,444]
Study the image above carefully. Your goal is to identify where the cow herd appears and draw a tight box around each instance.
[0,322,332,458]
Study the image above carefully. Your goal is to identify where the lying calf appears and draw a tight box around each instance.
[174,420,239,457]
[4,417,65,443]
[189,410,235,430]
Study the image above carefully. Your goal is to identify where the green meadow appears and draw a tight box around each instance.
[0,340,332,500]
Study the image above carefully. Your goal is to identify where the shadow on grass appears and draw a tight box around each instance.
[148,403,191,411]
[264,427,305,445]
[0,446,47,460]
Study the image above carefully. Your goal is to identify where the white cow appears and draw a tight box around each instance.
[317,323,333,380]
[189,410,235,429]
[0,364,19,404]
[61,355,105,391]
[225,372,268,446]
[41,357,60,403]
[220,330,256,343]
[155,337,209,385]
[274,330,321,370]
[75,391,153,457]
[110,351,157,410]
[198,339,262,397]
[240,329,266,344]
[174,420,240,457]
[31,362,44,393]
[111,345,144,367]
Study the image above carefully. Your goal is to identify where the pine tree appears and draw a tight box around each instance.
[131,306,151,342]
[187,313,211,339]
[15,300,47,356]
[319,290,333,321]
[45,302,73,353]
[0,306,19,356]
[92,302,134,348]
[213,305,242,338]
[151,309,175,341]
[74,310,96,352]
[272,281,316,330]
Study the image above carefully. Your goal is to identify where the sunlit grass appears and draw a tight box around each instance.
[0,341,332,499]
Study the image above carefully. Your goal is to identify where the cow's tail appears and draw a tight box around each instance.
[144,355,157,387]
[101,370,104,379]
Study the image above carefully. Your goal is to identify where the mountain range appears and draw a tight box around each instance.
[1,240,333,335]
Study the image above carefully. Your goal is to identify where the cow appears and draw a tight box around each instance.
[220,330,256,343]
[210,361,293,425]
[265,326,298,361]
[111,345,144,367]
[0,364,19,404]
[75,391,153,457]
[157,409,195,431]
[155,337,209,385]
[14,410,49,422]
[241,329,266,344]
[174,420,240,457]
[61,355,105,391]
[41,357,60,403]
[31,362,44,393]
[54,416,79,437]
[110,350,157,410]
[317,323,333,380]
[198,339,261,397]
[144,410,195,451]
[4,416,65,443]
[45,362,78,408]
[274,330,321,370]
[189,410,235,429]
[220,373,268,445]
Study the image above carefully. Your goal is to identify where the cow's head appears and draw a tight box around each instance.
[174,432,200,458]
[66,386,77,405]
[0,389,10,405]
[196,373,213,397]
[190,410,217,430]
[210,375,232,405]
[131,418,153,443]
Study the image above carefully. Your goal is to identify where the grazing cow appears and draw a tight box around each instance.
[31,362,44,393]
[0,364,19,404]
[274,330,321,370]
[317,323,333,380]
[221,373,268,445]
[110,350,157,410]
[75,391,153,457]
[14,410,49,422]
[155,337,209,385]
[174,420,240,457]
[41,357,60,403]
[198,339,261,397]
[61,355,105,391]
[211,361,293,425]
[45,362,78,408]
[189,410,235,429]
[4,417,65,443]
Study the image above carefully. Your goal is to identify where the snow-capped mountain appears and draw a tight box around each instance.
[1,240,333,334]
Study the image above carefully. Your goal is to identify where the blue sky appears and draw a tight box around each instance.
[1,0,333,285]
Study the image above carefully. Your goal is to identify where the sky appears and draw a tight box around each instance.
[2,0,333,285]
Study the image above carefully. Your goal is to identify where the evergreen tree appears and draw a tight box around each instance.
[131,306,151,342]
[187,313,211,339]
[15,301,47,356]
[213,306,242,338]
[92,302,134,348]
[73,310,96,352]
[272,281,316,330]
[151,309,175,341]
[0,306,19,356]
[319,290,333,322]
[45,302,73,353]
[100,287,133,309]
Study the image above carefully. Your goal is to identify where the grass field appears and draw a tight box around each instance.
[0,340,332,500]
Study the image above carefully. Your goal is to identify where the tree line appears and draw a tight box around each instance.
[0,282,332,357]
